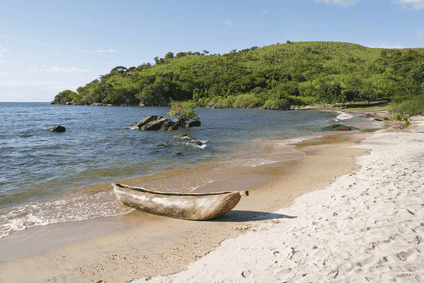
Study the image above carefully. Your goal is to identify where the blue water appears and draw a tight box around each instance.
[0,102,382,238]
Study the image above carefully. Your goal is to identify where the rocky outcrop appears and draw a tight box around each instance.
[322,124,359,131]
[129,115,160,129]
[364,112,390,121]
[143,117,177,131]
[49,125,66,132]
[129,115,192,131]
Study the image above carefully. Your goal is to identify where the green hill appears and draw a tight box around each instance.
[52,41,424,115]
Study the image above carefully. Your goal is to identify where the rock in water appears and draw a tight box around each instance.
[129,115,187,131]
[142,117,174,131]
[129,115,160,129]
[173,118,185,128]
[187,121,201,127]
[322,124,358,131]
[50,125,66,132]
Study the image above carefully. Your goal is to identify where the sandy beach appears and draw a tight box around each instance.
[136,116,424,283]
[1,112,423,283]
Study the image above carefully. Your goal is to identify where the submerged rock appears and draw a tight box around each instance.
[187,140,204,146]
[174,134,191,139]
[49,125,66,132]
[187,121,201,127]
[322,124,359,131]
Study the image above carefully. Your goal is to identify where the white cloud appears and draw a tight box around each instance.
[395,0,424,10]
[417,31,424,38]
[27,65,92,73]
[97,49,118,53]
[0,60,96,102]
[315,0,359,6]
[50,66,92,72]
[0,46,9,58]
[223,19,232,27]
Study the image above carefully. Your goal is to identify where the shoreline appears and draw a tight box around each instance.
[137,116,424,282]
[0,120,377,282]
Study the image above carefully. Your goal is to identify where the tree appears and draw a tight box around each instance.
[52,89,77,104]
[110,66,127,75]
[165,52,174,60]
[316,83,342,104]
[176,52,187,58]
[167,101,198,124]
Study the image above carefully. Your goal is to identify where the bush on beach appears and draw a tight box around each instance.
[388,107,412,128]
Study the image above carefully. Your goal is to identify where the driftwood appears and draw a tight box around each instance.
[112,183,248,220]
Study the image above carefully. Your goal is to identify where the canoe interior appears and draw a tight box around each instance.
[113,183,248,197]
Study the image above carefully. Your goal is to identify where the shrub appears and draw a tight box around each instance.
[388,107,411,128]
[167,101,199,123]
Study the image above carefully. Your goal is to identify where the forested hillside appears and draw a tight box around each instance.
[52,41,424,114]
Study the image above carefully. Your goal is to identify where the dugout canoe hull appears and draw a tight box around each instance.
[112,183,248,220]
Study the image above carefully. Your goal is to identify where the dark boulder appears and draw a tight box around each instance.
[142,117,172,131]
[187,121,201,127]
[130,115,201,131]
[322,124,359,131]
[50,125,66,132]
[129,115,160,129]
[187,140,204,146]
[130,116,179,131]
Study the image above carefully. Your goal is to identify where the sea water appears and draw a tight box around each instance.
[0,103,384,238]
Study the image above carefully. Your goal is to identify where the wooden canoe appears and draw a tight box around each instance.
[112,183,248,220]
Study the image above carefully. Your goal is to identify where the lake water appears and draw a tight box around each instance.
[0,103,384,238]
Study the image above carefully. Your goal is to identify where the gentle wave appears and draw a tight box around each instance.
[334,111,354,121]
[0,191,133,239]
[277,135,324,146]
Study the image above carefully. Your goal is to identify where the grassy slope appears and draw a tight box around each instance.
[53,41,424,114]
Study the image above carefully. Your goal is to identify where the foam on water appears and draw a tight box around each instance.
[334,111,354,121]
[0,191,133,239]
[277,135,324,146]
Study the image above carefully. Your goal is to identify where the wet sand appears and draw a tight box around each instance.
[140,116,424,283]
[0,124,377,282]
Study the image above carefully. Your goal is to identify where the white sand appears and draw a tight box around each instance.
[135,117,424,283]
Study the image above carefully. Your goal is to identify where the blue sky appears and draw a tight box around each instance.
[0,0,423,102]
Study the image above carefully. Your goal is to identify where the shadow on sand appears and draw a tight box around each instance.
[212,210,297,222]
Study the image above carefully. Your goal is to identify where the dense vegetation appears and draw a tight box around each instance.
[52,41,424,115]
